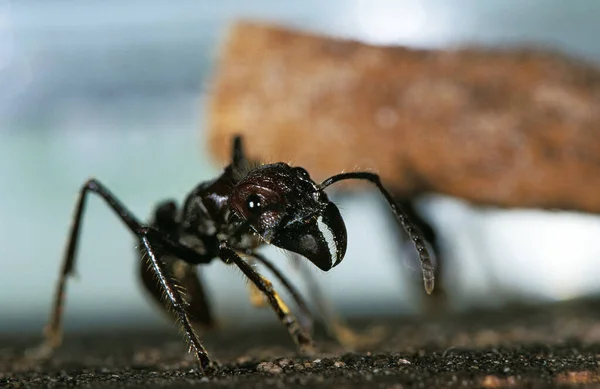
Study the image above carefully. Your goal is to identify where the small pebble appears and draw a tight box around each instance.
[398,358,411,365]
[256,362,283,375]
[334,361,346,368]
[277,358,292,368]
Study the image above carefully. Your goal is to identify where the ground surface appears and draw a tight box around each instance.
[2,299,600,388]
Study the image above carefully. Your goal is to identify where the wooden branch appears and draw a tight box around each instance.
[207,21,600,213]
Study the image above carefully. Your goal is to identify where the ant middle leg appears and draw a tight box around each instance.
[140,201,215,329]
[140,236,214,373]
[140,256,216,329]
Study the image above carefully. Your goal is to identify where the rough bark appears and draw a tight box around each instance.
[207,21,600,213]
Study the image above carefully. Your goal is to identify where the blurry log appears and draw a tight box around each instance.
[207,21,600,213]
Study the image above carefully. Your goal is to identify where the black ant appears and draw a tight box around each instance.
[31,135,435,374]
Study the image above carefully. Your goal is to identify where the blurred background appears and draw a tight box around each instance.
[1,0,599,335]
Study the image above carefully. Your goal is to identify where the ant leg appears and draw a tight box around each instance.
[141,256,215,328]
[219,244,315,353]
[231,135,246,167]
[140,237,213,373]
[241,257,270,309]
[230,135,260,175]
[247,252,314,335]
[171,263,214,328]
[33,179,144,356]
[32,179,214,372]
[320,172,435,295]
[140,201,215,328]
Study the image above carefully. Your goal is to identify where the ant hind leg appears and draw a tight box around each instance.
[28,179,215,374]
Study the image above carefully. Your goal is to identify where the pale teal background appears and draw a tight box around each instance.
[1,0,600,334]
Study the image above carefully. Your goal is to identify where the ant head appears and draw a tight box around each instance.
[229,163,347,271]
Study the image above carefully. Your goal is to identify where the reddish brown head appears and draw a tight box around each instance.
[229,163,347,271]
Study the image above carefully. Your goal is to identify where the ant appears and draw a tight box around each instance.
[31,135,435,374]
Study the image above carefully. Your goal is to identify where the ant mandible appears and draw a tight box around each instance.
[33,135,435,374]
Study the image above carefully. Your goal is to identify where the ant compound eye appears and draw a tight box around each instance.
[246,193,263,213]
[294,167,310,178]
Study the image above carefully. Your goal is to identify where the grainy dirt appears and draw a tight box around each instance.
[2,299,600,388]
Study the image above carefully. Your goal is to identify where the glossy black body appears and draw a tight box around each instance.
[36,135,435,375]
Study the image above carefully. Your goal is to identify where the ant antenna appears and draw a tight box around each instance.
[319,172,435,294]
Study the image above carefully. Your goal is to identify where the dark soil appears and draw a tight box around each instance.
[2,299,600,388]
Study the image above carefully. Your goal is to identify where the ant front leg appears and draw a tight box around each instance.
[32,179,215,373]
[219,244,316,354]
[246,252,314,335]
